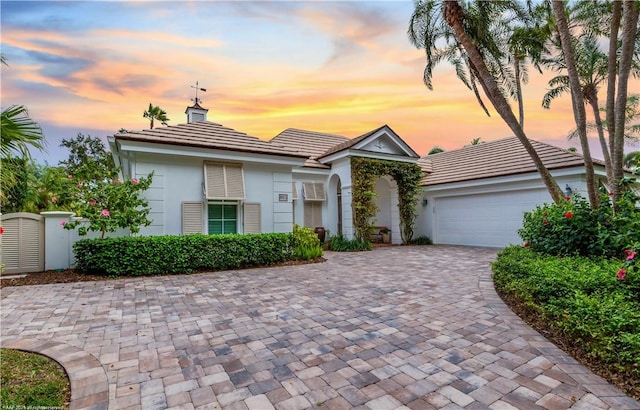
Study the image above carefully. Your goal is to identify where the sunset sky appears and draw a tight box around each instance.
[1,1,637,164]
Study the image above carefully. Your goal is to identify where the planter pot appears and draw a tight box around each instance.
[314,226,326,243]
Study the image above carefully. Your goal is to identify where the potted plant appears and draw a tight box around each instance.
[380,227,391,243]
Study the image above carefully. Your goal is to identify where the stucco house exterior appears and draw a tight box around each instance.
[108,103,606,248]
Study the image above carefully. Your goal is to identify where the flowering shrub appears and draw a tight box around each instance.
[63,175,153,238]
[519,190,640,257]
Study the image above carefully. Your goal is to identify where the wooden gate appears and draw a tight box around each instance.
[1,213,44,274]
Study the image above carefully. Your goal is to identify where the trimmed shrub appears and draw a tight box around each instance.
[492,246,640,379]
[73,233,294,276]
[292,225,323,260]
[327,234,372,252]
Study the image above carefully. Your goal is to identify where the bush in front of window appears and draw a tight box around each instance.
[73,233,294,276]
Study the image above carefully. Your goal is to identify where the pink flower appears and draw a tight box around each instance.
[131,178,139,184]
[524,242,531,248]
[89,200,96,206]
[51,196,57,203]
[565,196,571,201]
[101,209,110,217]
[564,211,573,219]
[617,268,626,280]
[626,251,637,261]
[68,174,73,179]
[60,221,67,226]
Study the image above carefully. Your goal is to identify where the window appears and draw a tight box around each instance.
[208,202,238,234]
[204,163,245,200]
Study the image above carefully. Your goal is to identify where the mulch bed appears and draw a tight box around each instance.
[0,257,325,289]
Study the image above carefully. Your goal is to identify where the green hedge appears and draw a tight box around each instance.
[492,246,640,378]
[73,233,294,276]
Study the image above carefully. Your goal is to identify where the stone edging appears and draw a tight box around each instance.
[1,338,109,410]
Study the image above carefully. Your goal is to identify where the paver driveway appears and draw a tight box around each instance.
[1,246,638,410]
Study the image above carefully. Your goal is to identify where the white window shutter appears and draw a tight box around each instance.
[302,182,325,201]
[243,203,261,234]
[314,183,326,200]
[205,163,225,199]
[182,202,203,234]
[225,164,245,199]
[204,163,245,200]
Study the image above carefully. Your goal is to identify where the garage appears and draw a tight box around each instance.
[433,188,550,247]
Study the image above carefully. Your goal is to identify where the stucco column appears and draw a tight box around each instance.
[40,211,75,271]
[340,185,354,239]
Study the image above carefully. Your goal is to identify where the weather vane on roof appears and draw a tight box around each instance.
[190,81,207,105]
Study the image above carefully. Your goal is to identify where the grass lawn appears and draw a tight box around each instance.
[0,348,70,408]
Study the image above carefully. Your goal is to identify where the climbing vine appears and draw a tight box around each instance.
[351,157,423,243]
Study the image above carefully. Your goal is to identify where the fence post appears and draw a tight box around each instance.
[41,211,75,271]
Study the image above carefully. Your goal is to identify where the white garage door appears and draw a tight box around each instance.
[434,189,550,247]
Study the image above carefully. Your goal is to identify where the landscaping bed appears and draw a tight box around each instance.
[492,246,640,401]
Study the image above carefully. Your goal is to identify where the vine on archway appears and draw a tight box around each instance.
[351,157,423,243]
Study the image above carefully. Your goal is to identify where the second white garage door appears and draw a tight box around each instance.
[434,189,550,247]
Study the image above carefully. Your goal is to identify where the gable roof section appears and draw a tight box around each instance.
[317,124,420,161]
[115,121,308,158]
[419,137,601,186]
[270,128,349,169]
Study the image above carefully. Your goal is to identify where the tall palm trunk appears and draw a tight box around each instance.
[606,2,622,168]
[585,88,613,185]
[514,57,524,128]
[552,1,599,208]
[612,1,640,201]
[443,1,564,203]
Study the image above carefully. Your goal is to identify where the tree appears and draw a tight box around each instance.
[1,55,46,208]
[542,35,614,186]
[409,0,565,203]
[611,1,639,202]
[427,146,445,155]
[143,103,169,129]
[469,137,482,145]
[550,1,601,207]
[57,134,153,238]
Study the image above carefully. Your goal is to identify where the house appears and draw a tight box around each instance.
[108,103,604,248]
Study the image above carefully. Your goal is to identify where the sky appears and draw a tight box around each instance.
[1,1,638,165]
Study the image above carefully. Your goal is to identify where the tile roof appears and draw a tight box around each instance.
[316,125,386,159]
[419,137,600,186]
[115,122,308,158]
[270,128,350,169]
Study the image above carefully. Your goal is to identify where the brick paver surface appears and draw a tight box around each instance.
[1,246,638,409]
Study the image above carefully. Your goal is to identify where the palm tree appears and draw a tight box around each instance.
[611,1,639,201]
[143,103,169,129]
[409,0,564,203]
[1,105,45,159]
[551,1,600,208]
[542,35,613,186]
[427,146,445,155]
